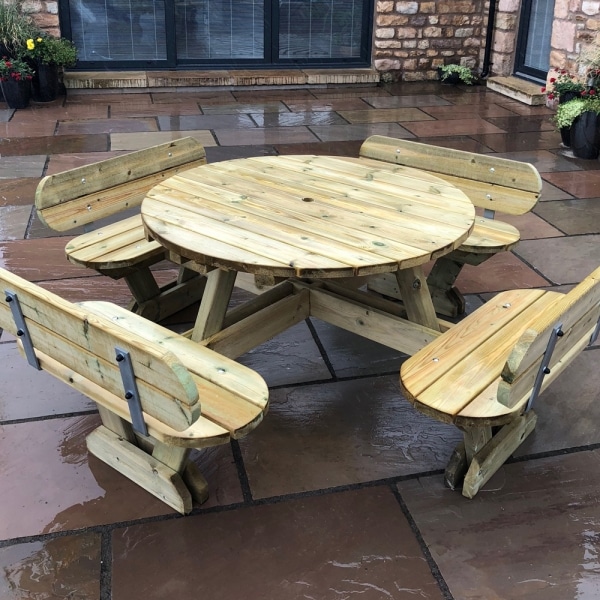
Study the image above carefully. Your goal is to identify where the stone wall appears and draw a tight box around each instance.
[486,0,519,76]
[23,1,60,37]
[548,0,599,77]
[374,0,487,81]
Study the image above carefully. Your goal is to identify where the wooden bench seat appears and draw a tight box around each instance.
[400,266,600,498]
[359,135,543,317]
[0,267,268,514]
[35,137,209,321]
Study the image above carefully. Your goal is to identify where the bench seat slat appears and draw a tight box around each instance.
[400,289,564,421]
[458,217,520,254]
[65,215,165,270]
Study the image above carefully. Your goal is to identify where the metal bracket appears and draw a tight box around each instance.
[115,347,148,436]
[526,323,563,412]
[483,208,496,220]
[4,290,41,370]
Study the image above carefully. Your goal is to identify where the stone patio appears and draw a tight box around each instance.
[1,79,599,600]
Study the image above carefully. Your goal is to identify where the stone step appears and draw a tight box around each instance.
[64,68,380,91]
[486,76,546,106]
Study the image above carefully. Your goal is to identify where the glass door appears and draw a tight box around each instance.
[61,0,371,68]
[514,0,555,82]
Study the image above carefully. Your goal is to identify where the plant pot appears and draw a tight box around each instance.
[437,67,461,85]
[0,77,31,109]
[559,126,571,148]
[559,91,582,104]
[570,111,600,159]
[31,62,59,102]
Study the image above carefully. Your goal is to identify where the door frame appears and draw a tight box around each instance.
[514,0,555,83]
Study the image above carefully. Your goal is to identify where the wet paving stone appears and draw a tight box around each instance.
[157,113,257,130]
[398,449,600,600]
[0,178,39,206]
[0,134,109,157]
[0,533,101,600]
[111,487,445,600]
[533,198,600,234]
[2,80,600,600]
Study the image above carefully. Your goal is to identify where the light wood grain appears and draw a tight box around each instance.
[360,135,543,318]
[36,137,207,230]
[142,155,475,278]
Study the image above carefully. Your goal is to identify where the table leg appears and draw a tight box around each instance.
[191,268,237,342]
[394,266,440,331]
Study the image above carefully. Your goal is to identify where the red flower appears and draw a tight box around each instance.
[550,77,556,83]
[590,89,597,95]
[541,87,546,92]
[547,92,555,100]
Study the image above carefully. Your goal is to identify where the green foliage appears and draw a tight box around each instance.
[25,34,77,67]
[553,97,600,129]
[0,1,36,56]
[438,64,477,85]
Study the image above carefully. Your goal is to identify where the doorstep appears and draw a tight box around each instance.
[486,76,546,105]
[63,68,380,91]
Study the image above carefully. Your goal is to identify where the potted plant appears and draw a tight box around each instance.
[0,55,34,109]
[24,34,77,102]
[553,97,600,159]
[437,64,477,85]
[541,70,585,104]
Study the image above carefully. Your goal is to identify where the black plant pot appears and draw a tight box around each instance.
[437,67,461,85]
[31,62,59,102]
[0,77,31,109]
[559,91,582,104]
[559,126,571,148]
[570,111,600,160]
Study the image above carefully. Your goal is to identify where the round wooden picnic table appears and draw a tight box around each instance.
[142,154,475,343]
[141,154,475,280]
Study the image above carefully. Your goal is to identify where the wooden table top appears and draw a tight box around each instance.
[141,155,475,279]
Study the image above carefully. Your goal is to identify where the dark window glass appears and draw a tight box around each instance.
[279,0,364,59]
[175,0,264,59]
[69,0,167,61]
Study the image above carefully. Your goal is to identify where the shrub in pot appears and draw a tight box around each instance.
[24,34,77,101]
[553,97,600,159]
[437,64,477,85]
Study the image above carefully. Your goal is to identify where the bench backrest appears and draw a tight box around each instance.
[35,137,207,232]
[0,268,200,431]
[498,266,600,408]
[359,135,542,216]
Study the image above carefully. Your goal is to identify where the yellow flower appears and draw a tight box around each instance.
[26,38,35,50]
[37,37,43,42]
